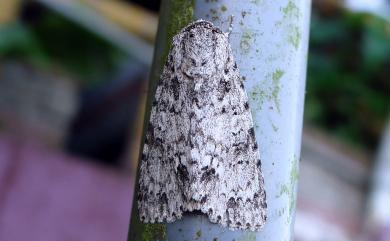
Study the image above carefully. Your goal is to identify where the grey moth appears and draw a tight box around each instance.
[137,20,267,231]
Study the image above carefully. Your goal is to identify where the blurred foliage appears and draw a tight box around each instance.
[306,8,390,151]
[0,7,126,86]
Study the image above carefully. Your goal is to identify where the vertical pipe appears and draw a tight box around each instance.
[127,1,195,240]
[128,0,311,240]
[362,120,390,241]
[167,0,311,240]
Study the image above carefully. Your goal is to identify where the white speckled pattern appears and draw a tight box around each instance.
[137,20,266,231]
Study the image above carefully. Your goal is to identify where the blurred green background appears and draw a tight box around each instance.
[306,6,390,151]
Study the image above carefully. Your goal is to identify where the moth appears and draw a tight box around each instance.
[137,20,267,231]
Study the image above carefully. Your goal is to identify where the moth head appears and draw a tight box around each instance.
[176,21,227,79]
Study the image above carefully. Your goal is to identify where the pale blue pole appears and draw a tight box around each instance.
[167,0,311,240]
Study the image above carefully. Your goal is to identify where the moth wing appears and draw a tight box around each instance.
[189,46,267,230]
[138,50,188,223]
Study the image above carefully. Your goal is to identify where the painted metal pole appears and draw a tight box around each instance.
[128,1,195,240]
[128,0,311,240]
[167,1,311,240]
[361,120,390,241]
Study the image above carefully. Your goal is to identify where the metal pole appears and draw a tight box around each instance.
[361,120,390,241]
[128,0,311,240]
[127,1,195,240]
[167,0,311,240]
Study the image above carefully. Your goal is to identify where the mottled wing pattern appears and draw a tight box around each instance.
[138,50,187,223]
[138,20,266,231]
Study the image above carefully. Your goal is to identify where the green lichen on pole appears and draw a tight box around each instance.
[149,0,195,87]
[141,224,167,241]
[127,0,194,240]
